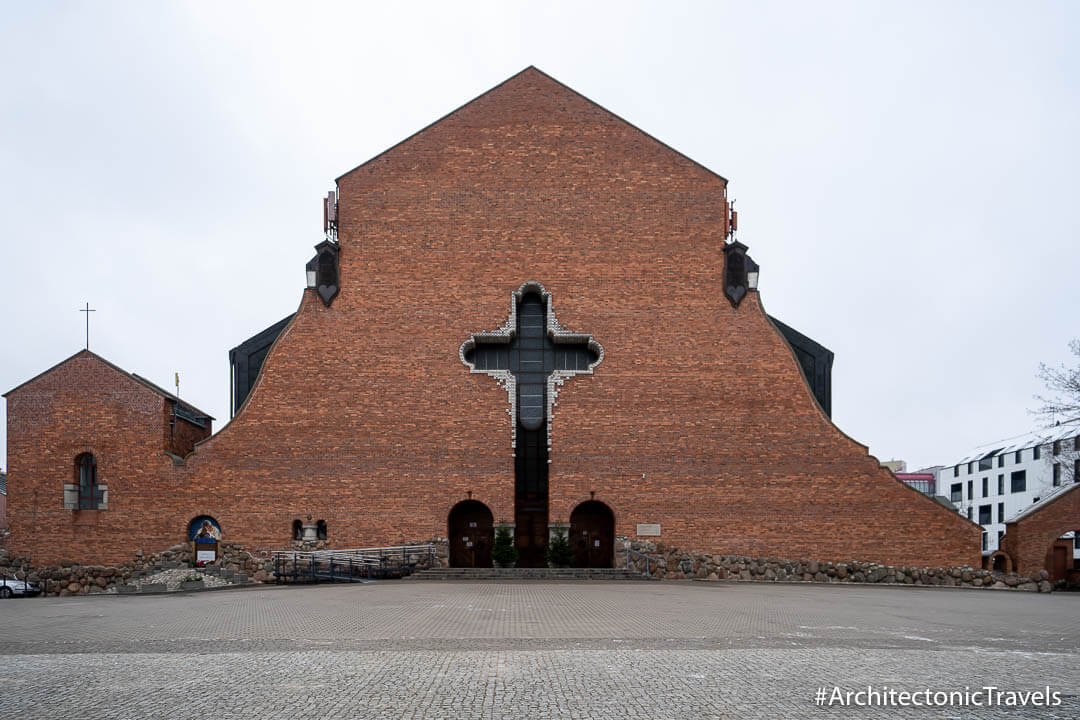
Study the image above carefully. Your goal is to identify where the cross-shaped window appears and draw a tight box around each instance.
[462,284,600,431]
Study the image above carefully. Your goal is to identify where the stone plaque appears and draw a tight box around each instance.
[196,549,216,563]
[636,523,661,537]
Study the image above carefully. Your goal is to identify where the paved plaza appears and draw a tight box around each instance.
[0,580,1077,718]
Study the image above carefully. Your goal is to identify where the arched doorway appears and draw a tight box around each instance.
[1046,529,1080,586]
[570,500,614,568]
[448,500,494,568]
[989,550,1012,574]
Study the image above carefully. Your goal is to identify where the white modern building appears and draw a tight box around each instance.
[927,420,1080,562]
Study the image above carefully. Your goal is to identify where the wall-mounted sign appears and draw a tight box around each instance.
[196,549,216,563]
[636,523,661,537]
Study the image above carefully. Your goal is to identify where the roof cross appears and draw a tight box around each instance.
[79,302,96,349]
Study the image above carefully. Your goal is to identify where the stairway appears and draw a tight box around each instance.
[406,567,651,581]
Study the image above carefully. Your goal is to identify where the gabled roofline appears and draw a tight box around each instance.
[1007,481,1080,524]
[3,349,214,420]
[335,65,729,185]
[130,373,214,420]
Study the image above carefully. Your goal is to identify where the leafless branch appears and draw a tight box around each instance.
[1033,338,1080,424]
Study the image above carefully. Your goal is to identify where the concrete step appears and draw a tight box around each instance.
[406,567,650,581]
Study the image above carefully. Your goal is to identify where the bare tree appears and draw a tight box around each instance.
[1034,338,1080,483]
[1034,339,1080,423]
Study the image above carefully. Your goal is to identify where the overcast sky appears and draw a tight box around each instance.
[1,1,1076,473]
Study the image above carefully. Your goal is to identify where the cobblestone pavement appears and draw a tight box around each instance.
[1,581,1077,718]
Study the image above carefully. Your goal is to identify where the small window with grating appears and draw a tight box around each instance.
[76,453,100,510]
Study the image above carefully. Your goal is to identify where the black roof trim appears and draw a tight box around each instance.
[229,314,296,362]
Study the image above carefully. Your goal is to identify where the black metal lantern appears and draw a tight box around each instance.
[722,241,759,308]
[306,240,340,306]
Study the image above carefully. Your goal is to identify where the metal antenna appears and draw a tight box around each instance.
[79,302,96,349]
[728,199,738,243]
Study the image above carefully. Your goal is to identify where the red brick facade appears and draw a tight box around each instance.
[4,352,212,564]
[3,68,981,568]
[1003,484,1080,579]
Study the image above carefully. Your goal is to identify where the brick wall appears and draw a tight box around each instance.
[5,352,175,564]
[163,400,211,457]
[1003,485,1080,575]
[3,68,981,568]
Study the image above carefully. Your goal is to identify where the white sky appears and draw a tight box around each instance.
[1,1,1077,473]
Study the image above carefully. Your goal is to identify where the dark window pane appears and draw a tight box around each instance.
[77,453,98,510]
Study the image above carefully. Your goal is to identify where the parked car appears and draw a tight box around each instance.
[0,574,40,598]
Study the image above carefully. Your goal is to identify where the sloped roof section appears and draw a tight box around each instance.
[336,66,728,185]
[950,419,1080,465]
[1008,481,1080,524]
[3,349,213,420]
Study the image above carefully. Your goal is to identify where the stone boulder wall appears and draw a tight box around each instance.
[622,540,1054,593]
[0,543,275,597]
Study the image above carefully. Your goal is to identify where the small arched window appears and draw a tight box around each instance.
[76,453,99,510]
[316,520,327,540]
[292,519,303,540]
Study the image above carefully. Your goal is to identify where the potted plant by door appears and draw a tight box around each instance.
[547,529,574,568]
[491,526,518,568]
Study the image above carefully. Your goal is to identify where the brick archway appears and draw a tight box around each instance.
[1045,534,1077,583]
[1002,484,1080,577]
[987,550,1013,574]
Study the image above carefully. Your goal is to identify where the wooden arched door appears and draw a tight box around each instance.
[448,500,494,568]
[570,501,614,568]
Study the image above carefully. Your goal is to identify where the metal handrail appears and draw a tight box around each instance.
[624,547,657,577]
[272,543,437,584]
